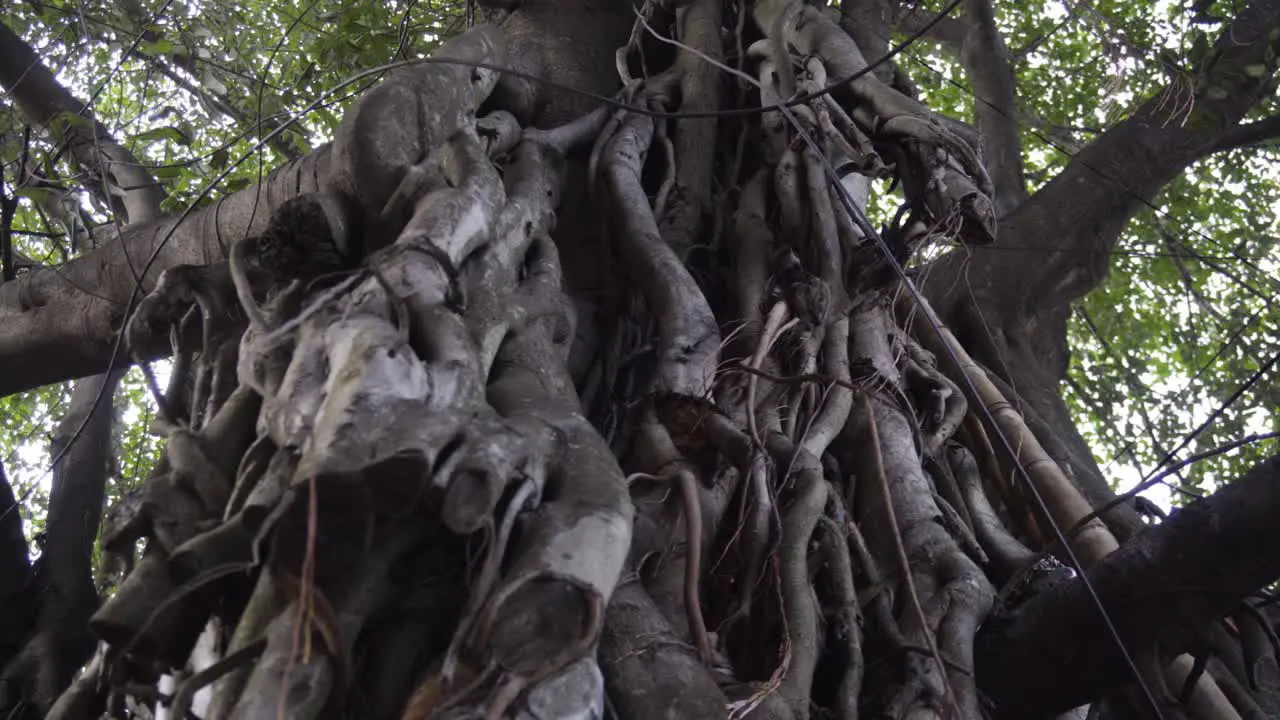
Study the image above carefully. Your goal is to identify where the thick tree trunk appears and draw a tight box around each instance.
[2,0,1280,718]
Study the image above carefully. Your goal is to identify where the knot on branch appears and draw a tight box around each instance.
[250,193,356,280]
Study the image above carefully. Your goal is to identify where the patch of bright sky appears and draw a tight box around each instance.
[8,363,172,503]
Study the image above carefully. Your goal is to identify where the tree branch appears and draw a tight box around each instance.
[1210,114,1280,152]
[0,462,34,670]
[914,3,1280,531]
[888,0,1028,214]
[0,1,633,399]
[0,146,331,398]
[0,21,163,225]
[892,5,967,51]
[975,452,1280,717]
[0,16,333,397]
[928,0,1280,321]
[111,0,309,161]
[957,0,1028,215]
[1,372,124,714]
[0,18,164,711]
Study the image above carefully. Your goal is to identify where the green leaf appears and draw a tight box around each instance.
[149,165,185,180]
[12,187,56,203]
[222,176,252,193]
[133,127,193,146]
[139,38,174,55]
[1188,29,1210,67]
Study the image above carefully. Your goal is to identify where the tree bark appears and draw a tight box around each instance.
[0,23,163,715]
[4,0,1280,718]
[0,372,122,716]
[976,453,1280,716]
[0,462,35,674]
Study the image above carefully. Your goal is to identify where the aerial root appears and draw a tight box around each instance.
[440,477,538,688]
[949,443,1037,583]
[600,582,730,720]
[774,441,829,720]
[702,413,775,635]
[816,515,863,720]
[630,414,714,665]
[901,337,967,458]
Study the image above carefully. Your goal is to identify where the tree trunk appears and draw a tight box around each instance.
[3,1,1280,719]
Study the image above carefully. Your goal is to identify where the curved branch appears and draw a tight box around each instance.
[976,453,1280,717]
[0,21,164,224]
[927,0,1280,321]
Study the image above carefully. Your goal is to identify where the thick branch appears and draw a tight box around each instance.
[0,21,164,225]
[892,5,968,51]
[0,1,634,399]
[0,146,330,397]
[975,453,1280,717]
[927,0,1280,321]
[910,0,1279,543]
[957,0,1027,215]
[0,19,321,397]
[1210,114,1280,152]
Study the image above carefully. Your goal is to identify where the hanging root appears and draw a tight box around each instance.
[771,437,829,720]
[817,515,864,719]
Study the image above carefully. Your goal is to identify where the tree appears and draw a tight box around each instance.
[1,0,1278,717]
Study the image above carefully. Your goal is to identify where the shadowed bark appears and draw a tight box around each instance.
[976,453,1280,716]
[0,372,122,717]
[0,462,35,675]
